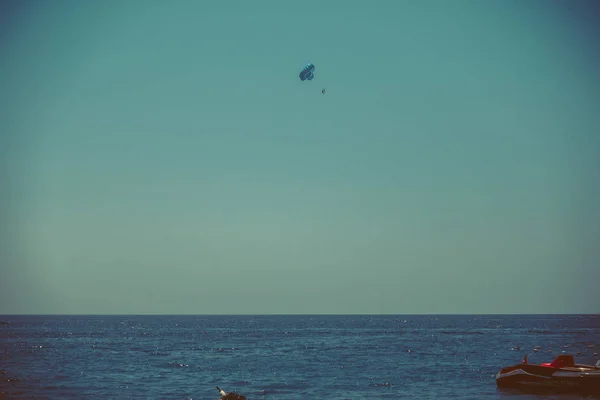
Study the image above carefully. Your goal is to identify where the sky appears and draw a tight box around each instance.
[0,0,599,315]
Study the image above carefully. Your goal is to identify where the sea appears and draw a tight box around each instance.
[1,314,599,399]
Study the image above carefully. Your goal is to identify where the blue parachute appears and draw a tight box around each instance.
[299,63,315,81]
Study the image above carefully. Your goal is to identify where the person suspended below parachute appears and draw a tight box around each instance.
[298,62,326,95]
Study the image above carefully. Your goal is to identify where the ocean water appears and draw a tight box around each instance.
[1,314,599,399]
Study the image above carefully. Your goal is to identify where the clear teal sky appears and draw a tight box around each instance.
[1,0,599,314]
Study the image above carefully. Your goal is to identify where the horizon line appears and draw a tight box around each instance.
[1,313,598,317]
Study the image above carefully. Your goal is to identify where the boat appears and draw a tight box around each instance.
[496,354,600,394]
